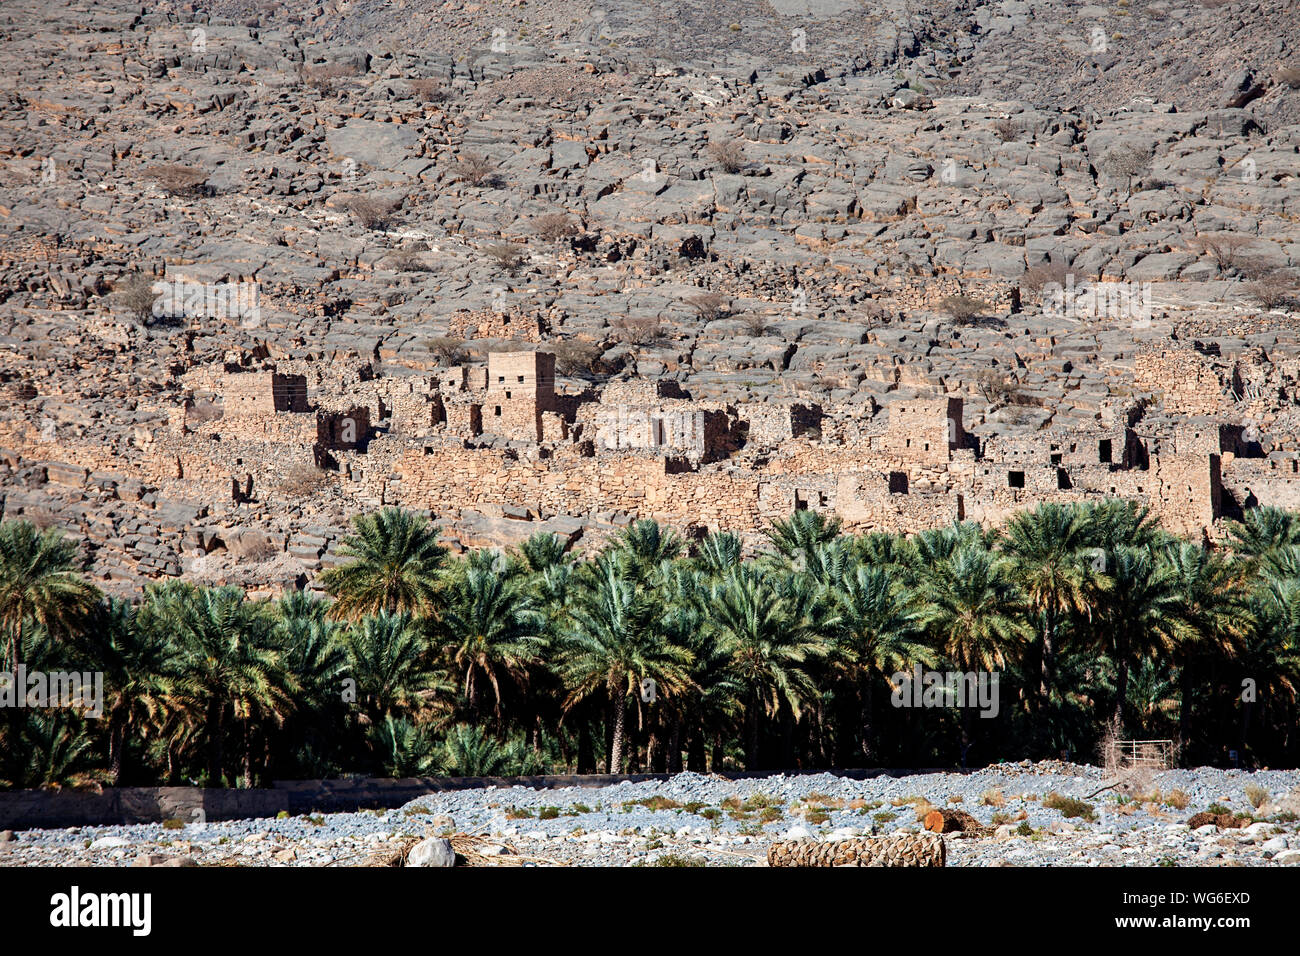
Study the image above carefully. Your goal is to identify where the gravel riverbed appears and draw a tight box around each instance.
[4,763,1300,867]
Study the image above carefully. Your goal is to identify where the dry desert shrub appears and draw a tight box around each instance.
[708,138,747,174]
[276,462,333,497]
[1020,260,1070,296]
[939,294,990,324]
[551,336,605,376]
[343,195,401,231]
[533,211,578,242]
[384,247,435,272]
[1100,143,1151,191]
[425,336,467,366]
[453,152,501,187]
[484,242,528,274]
[300,62,358,92]
[112,273,159,324]
[228,531,277,562]
[408,77,450,102]
[1248,270,1298,310]
[1244,783,1270,809]
[610,315,664,346]
[1193,234,1259,272]
[686,292,729,322]
[737,311,769,336]
[145,163,209,197]
[993,118,1020,143]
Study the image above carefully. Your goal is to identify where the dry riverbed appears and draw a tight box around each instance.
[3,762,1299,867]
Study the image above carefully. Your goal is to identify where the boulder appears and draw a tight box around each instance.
[407,837,456,868]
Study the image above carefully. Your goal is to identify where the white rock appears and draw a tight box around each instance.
[826,828,858,841]
[89,836,130,850]
[1241,822,1273,841]
[1194,824,1218,836]
[1261,836,1288,855]
[1273,849,1300,865]
[407,837,455,868]
[783,825,812,840]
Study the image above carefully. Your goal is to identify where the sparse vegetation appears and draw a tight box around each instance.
[453,152,501,187]
[407,77,450,103]
[533,212,578,242]
[708,139,747,174]
[145,163,209,197]
[550,335,605,376]
[112,273,159,324]
[1043,791,1097,822]
[1244,783,1269,809]
[343,195,400,231]
[939,294,990,324]
[993,118,1020,143]
[426,336,468,366]
[484,242,528,275]
[686,292,729,323]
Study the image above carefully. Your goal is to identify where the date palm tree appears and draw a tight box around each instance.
[695,531,743,579]
[1092,547,1183,730]
[340,610,443,726]
[916,542,1030,764]
[271,591,350,776]
[824,562,931,762]
[320,507,448,620]
[709,563,823,769]
[438,549,545,724]
[161,585,295,787]
[1226,506,1300,560]
[611,519,684,582]
[1162,542,1251,753]
[766,510,843,569]
[1001,503,1098,706]
[82,598,175,785]
[558,554,693,773]
[517,531,572,573]
[0,521,100,670]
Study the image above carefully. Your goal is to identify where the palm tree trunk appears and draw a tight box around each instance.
[609,692,627,774]
[1113,636,1130,731]
[207,703,224,787]
[577,721,595,774]
[109,716,126,786]
[242,721,254,789]
[1239,699,1253,766]
[666,712,683,774]
[1039,609,1056,702]
[1178,653,1194,758]
[687,728,706,772]
[745,702,761,771]
[860,677,875,765]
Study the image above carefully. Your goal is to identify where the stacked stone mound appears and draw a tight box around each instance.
[767,832,946,867]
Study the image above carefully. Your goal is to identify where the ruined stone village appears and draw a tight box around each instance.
[2,0,1300,597]
[6,326,1300,598]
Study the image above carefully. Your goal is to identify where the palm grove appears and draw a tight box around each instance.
[2,499,1299,790]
